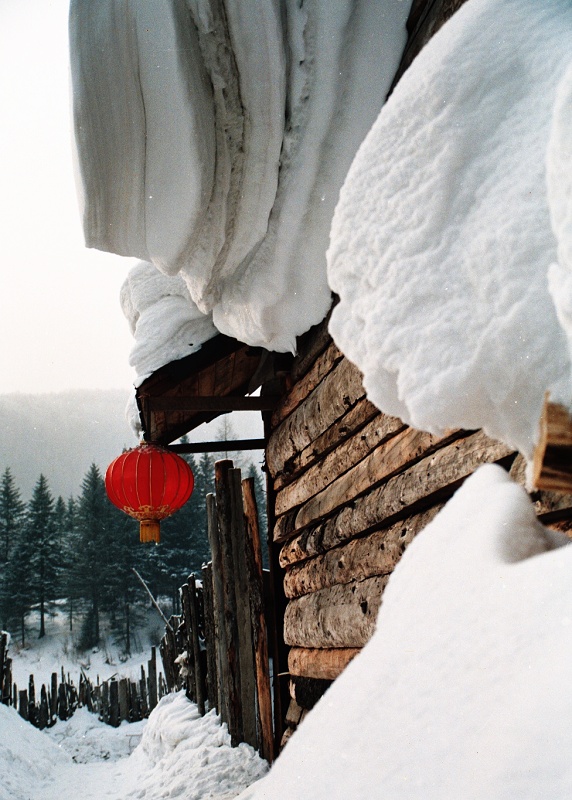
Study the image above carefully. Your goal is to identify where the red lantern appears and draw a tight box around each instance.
[105,443,194,543]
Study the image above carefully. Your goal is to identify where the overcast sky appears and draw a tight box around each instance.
[0,0,136,394]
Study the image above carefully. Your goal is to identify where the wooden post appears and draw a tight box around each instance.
[38,685,49,730]
[0,633,6,705]
[207,491,229,722]
[180,582,197,702]
[28,675,37,727]
[243,477,274,762]
[201,562,218,712]
[140,666,149,718]
[229,469,257,749]
[188,574,206,715]
[118,678,129,722]
[109,680,120,727]
[148,647,158,711]
[18,689,28,720]
[215,459,243,746]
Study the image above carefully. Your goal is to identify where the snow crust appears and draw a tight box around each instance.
[70,0,412,355]
[120,260,217,382]
[328,0,572,459]
[238,465,572,799]
[0,691,266,800]
[0,703,68,800]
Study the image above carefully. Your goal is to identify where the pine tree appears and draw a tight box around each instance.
[21,475,59,638]
[0,468,25,564]
[0,468,26,628]
[60,497,80,632]
[73,464,114,649]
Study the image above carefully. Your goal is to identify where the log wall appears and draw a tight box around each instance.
[267,318,572,744]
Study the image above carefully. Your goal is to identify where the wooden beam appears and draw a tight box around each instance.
[288,647,361,681]
[169,439,265,454]
[150,396,278,412]
[533,397,572,493]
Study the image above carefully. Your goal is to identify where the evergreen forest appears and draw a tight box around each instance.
[0,448,266,654]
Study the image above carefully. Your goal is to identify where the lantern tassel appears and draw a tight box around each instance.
[140,520,161,544]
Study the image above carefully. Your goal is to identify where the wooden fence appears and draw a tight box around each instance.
[0,631,166,730]
[159,466,274,762]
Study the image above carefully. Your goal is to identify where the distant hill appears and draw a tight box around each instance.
[0,389,264,501]
[0,389,138,500]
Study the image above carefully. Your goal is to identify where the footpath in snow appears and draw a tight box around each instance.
[1,692,267,800]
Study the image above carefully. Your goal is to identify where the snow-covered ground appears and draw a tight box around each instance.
[1,692,267,800]
[4,466,572,798]
[8,604,165,691]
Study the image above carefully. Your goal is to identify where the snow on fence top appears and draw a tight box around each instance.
[328,0,572,461]
[69,0,412,370]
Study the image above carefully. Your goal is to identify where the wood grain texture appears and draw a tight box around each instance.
[282,505,443,591]
[283,575,388,649]
[273,398,381,491]
[288,647,361,680]
[274,413,405,516]
[267,357,365,478]
[275,426,461,539]
[278,431,513,563]
[532,398,572,494]
[271,341,344,428]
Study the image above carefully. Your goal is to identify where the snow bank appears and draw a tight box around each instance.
[125,691,268,799]
[237,465,572,799]
[46,707,145,763]
[70,0,411,355]
[328,0,572,460]
[0,703,68,800]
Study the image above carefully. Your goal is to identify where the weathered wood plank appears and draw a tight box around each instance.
[273,398,380,491]
[511,453,572,520]
[229,468,257,749]
[279,430,514,564]
[188,574,205,716]
[206,492,227,719]
[272,341,344,428]
[282,504,443,588]
[274,425,465,544]
[275,413,405,516]
[283,575,388,649]
[275,426,460,535]
[201,562,218,713]
[532,398,572,494]
[215,461,243,745]
[288,647,360,680]
[242,477,274,763]
[267,357,365,478]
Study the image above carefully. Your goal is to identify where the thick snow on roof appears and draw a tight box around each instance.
[328,0,572,460]
[120,260,217,383]
[238,465,572,799]
[70,0,412,357]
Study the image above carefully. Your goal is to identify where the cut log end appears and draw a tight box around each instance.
[533,397,572,494]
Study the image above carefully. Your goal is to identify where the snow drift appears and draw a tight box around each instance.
[328,0,572,460]
[237,465,572,799]
[70,0,412,358]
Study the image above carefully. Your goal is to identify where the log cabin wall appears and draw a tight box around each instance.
[266,317,572,746]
